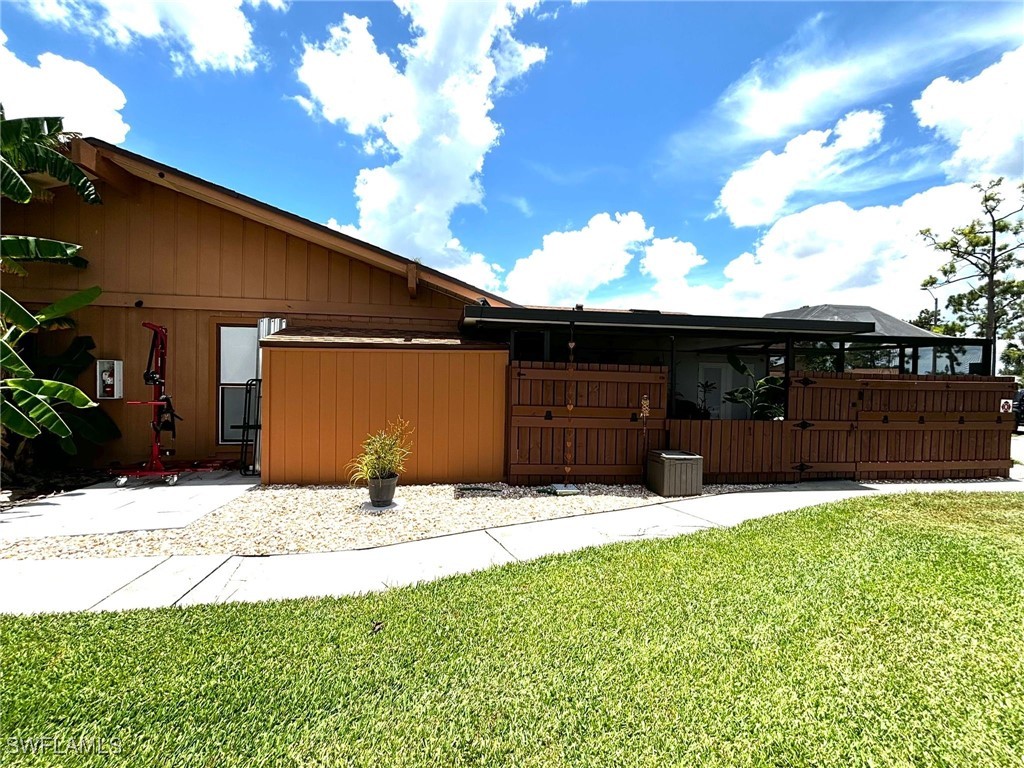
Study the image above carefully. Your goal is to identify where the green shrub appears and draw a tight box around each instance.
[347,417,414,483]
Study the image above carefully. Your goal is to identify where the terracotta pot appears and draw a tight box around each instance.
[367,475,398,507]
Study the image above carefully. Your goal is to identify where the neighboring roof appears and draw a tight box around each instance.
[765,304,950,342]
[261,326,507,350]
[461,304,874,338]
[72,138,514,308]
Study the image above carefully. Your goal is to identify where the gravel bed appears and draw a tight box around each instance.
[867,477,1018,485]
[0,482,772,560]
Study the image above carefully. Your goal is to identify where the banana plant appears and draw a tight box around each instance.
[0,105,100,277]
[1,291,97,439]
[1,105,104,448]
[0,110,99,203]
[724,353,786,420]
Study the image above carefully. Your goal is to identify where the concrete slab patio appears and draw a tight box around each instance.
[1,475,1022,615]
[0,470,256,541]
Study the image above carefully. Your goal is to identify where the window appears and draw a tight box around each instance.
[218,325,258,444]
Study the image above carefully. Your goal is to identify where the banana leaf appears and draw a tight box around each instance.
[35,286,101,323]
[0,394,41,438]
[1,377,94,408]
[727,353,754,378]
[36,317,78,332]
[1,155,31,203]
[4,141,100,204]
[1,290,39,332]
[9,388,72,437]
[0,114,66,152]
[1,235,87,267]
[0,339,33,377]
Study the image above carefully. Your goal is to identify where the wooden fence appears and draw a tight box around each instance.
[788,371,1016,480]
[506,365,1014,485]
[262,347,507,485]
[666,421,797,483]
[507,361,667,484]
[665,371,1016,483]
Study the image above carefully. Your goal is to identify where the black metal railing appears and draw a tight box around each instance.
[239,378,262,476]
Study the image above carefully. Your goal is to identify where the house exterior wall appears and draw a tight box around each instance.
[3,179,468,466]
[261,347,508,485]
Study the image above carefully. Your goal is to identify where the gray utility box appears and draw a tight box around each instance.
[647,450,703,497]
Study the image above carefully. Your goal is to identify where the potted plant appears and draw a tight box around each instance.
[695,379,717,419]
[347,418,413,507]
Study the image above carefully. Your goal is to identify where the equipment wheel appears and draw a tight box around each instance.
[165,474,179,486]
[114,476,128,487]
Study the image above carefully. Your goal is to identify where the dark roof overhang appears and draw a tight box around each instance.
[461,305,875,340]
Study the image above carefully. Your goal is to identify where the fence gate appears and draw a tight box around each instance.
[785,371,1016,480]
[507,362,667,485]
[783,372,861,478]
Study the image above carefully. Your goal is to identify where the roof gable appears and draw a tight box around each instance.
[71,138,513,308]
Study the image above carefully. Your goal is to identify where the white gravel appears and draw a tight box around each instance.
[0,482,772,560]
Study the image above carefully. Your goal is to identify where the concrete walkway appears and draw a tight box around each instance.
[2,475,1022,615]
[0,470,256,541]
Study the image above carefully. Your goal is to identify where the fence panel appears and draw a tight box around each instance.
[508,362,667,484]
[663,371,1015,484]
[787,371,1015,480]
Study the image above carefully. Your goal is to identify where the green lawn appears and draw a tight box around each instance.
[3,492,1024,767]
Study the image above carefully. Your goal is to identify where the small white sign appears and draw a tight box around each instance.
[1000,398,1013,414]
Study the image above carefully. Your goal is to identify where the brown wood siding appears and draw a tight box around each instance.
[3,182,466,314]
[3,179,469,467]
[261,348,507,485]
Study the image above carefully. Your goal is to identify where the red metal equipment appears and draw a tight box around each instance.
[111,322,227,486]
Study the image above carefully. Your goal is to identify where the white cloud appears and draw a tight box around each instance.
[913,45,1024,181]
[20,0,285,73]
[289,94,315,116]
[670,7,1022,163]
[297,1,546,287]
[503,211,653,305]
[0,30,129,143]
[503,195,533,217]
[716,110,885,227]
[443,245,505,293]
[639,237,707,296]
[296,14,414,140]
[597,182,1022,323]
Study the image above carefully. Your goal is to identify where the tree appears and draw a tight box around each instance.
[1001,335,1024,383]
[1,106,103,444]
[919,178,1024,375]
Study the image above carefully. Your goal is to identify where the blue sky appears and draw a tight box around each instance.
[1,0,1021,319]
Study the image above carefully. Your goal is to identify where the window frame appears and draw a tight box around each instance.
[216,323,259,445]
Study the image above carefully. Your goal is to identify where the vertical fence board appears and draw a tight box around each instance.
[262,348,507,484]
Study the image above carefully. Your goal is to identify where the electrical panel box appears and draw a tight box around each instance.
[96,359,124,400]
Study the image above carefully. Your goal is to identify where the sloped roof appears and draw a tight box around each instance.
[765,304,942,340]
[71,138,514,308]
